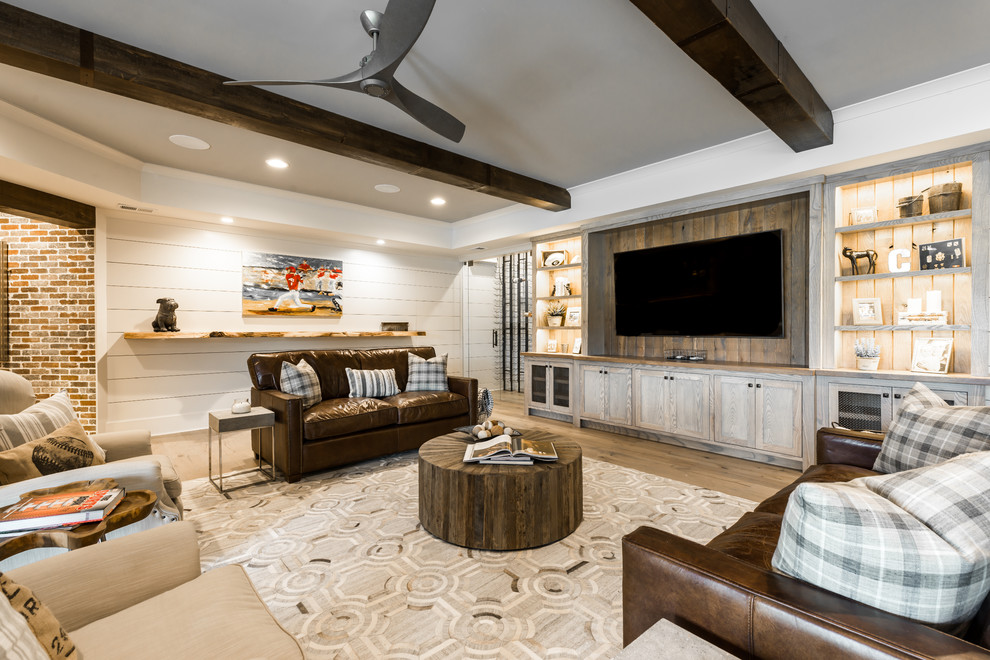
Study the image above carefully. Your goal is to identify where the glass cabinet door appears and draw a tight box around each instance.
[530,364,548,405]
[551,365,570,409]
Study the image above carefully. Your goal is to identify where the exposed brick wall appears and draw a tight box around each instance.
[2,217,96,431]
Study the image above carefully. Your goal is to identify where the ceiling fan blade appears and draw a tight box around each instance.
[363,0,435,79]
[385,78,465,143]
[224,69,364,92]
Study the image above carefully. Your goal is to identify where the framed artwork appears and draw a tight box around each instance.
[546,339,558,353]
[852,298,882,325]
[242,251,343,317]
[910,338,954,374]
[919,238,965,270]
[849,207,878,224]
[565,306,581,327]
[541,250,568,268]
[572,338,582,354]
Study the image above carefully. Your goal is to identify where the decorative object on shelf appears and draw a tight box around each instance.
[910,337,953,374]
[560,342,569,353]
[569,253,582,265]
[477,388,494,422]
[565,306,581,327]
[927,182,962,213]
[572,338,582,354]
[546,339,558,353]
[152,297,180,332]
[897,311,948,325]
[541,250,568,268]
[852,298,882,325]
[663,349,707,361]
[841,247,877,275]
[926,290,942,313]
[919,238,965,270]
[231,400,251,414]
[242,251,343,317]
[906,298,923,313]
[381,321,409,331]
[545,299,566,326]
[887,248,911,272]
[552,277,571,296]
[849,207,877,224]
[897,194,923,218]
[854,338,881,371]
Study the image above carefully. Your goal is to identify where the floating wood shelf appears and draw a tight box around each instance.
[834,325,969,332]
[536,295,582,301]
[835,208,971,233]
[123,330,426,339]
[835,267,971,282]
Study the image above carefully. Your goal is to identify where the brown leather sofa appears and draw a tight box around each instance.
[248,347,477,482]
[622,427,990,659]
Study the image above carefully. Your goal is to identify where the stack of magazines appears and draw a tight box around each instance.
[0,487,125,534]
[463,435,558,465]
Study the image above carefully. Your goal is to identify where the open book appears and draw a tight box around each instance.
[463,435,558,465]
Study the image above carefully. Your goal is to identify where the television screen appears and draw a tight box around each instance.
[614,230,784,337]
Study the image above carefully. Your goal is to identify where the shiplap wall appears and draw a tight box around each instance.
[100,214,478,435]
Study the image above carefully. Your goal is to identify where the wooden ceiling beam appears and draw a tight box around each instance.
[0,3,570,211]
[0,179,95,229]
[629,0,833,152]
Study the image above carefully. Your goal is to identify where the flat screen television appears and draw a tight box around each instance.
[614,229,784,337]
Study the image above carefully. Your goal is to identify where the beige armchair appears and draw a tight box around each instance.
[7,522,304,659]
[0,370,182,569]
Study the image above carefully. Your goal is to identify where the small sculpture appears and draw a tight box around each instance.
[231,400,251,414]
[152,297,180,332]
[841,247,877,275]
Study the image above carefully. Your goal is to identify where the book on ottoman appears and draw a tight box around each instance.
[463,436,558,465]
[0,487,125,533]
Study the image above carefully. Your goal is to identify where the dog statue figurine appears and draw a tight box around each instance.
[152,297,180,332]
[841,247,878,275]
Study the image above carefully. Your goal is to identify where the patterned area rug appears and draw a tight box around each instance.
[182,451,753,659]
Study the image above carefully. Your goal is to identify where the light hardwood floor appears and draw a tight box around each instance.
[153,391,801,502]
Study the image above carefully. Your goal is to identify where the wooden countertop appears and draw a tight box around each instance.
[124,330,426,339]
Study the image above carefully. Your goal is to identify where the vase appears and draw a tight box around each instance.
[856,357,879,371]
[547,316,563,327]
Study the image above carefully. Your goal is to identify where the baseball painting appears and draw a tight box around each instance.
[242,251,343,317]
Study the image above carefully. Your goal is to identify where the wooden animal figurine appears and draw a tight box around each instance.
[841,247,878,275]
[152,297,180,332]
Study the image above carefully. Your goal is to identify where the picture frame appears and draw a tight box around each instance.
[541,250,568,268]
[546,339,558,353]
[572,338,582,354]
[849,207,878,224]
[919,238,965,270]
[910,338,954,374]
[564,306,581,327]
[852,297,882,325]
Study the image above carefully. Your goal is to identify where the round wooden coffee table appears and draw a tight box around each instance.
[418,431,582,550]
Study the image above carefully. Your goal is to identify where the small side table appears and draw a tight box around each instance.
[208,406,276,494]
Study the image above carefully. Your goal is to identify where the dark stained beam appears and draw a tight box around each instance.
[629,0,833,152]
[0,179,95,229]
[0,3,570,212]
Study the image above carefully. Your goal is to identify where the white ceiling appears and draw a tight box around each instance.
[2,0,990,228]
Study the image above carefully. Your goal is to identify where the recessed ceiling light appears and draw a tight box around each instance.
[220,216,234,224]
[430,197,447,206]
[375,184,400,193]
[169,134,211,150]
[266,158,288,169]
[376,239,386,245]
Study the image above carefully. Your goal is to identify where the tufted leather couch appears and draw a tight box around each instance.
[622,427,990,659]
[247,347,477,482]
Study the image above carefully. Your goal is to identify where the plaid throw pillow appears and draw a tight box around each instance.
[874,382,990,473]
[345,368,399,398]
[773,451,990,626]
[405,353,449,392]
[279,359,322,408]
[0,391,78,451]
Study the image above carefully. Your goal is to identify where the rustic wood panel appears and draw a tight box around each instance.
[596,192,809,365]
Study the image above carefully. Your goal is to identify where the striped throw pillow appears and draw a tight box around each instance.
[345,368,400,398]
[0,391,78,451]
[405,353,448,392]
[279,359,322,408]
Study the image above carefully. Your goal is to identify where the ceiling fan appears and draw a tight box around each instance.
[224,0,465,143]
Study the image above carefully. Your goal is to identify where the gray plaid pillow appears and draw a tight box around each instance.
[405,353,448,392]
[346,368,399,398]
[773,451,990,626]
[0,391,78,451]
[279,359,321,408]
[874,382,990,473]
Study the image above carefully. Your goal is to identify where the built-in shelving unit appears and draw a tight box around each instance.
[532,234,583,355]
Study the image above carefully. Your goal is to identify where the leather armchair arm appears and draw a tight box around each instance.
[93,429,153,461]
[251,387,304,482]
[815,427,884,468]
[7,522,201,632]
[622,526,987,659]
[448,375,478,425]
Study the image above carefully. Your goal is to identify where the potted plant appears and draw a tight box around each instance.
[546,300,566,327]
[854,338,881,371]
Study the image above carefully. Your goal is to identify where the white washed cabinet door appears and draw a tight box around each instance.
[580,365,606,420]
[668,372,711,440]
[756,379,802,457]
[604,367,633,425]
[634,369,669,431]
[715,375,756,448]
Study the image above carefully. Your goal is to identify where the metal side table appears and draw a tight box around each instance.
[208,406,276,494]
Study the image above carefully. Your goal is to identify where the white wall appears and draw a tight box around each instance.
[98,214,465,435]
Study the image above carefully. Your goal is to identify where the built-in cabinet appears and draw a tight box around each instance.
[533,234,583,355]
[633,368,711,441]
[579,364,632,425]
[526,359,573,419]
[714,376,803,458]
